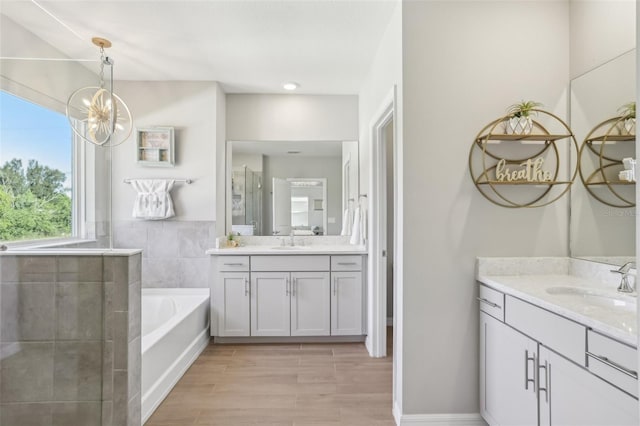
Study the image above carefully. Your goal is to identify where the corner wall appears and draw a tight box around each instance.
[400,0,569,417]
[111,81,221,287]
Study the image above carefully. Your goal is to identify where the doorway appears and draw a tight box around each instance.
[368,87,398,360]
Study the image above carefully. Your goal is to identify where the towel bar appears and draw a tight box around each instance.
[123,178,192,184]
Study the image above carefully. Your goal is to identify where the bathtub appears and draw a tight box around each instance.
[141,288,210,424]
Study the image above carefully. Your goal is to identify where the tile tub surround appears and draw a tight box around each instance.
[476,257,637,345]
[113,220,215,288]
[0,250,142,426]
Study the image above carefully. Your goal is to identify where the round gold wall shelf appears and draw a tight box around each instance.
[578,116,635,208]
[469,109,579,208]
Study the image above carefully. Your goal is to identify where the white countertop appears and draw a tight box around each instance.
[207,245,367,255]
[0,248,142,256]
[478,273,637,346]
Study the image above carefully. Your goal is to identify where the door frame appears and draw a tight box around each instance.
[367,86,397,358]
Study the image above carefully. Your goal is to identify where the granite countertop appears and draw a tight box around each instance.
[207,245,367,255]
[478,273,637,346]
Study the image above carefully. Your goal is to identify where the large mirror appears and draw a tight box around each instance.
[227,140,358,236]
[570,49,636,265]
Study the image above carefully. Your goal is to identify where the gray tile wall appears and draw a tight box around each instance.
[0,253,142,426]
[103,254,142,426]
[113,221,215,288]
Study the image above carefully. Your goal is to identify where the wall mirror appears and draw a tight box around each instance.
[570,49,636,266]
[226,140,359,236]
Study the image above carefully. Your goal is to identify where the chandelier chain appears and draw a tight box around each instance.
[99,46,105,89]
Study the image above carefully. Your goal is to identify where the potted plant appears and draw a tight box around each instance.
[617,101,636,136]
[505,100,543,135]
[226,232,239,247]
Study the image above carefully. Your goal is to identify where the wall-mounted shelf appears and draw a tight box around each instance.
[137,127,175,167]
[578,116,635,208]
[469,109,578,208]
[476,134,570,143]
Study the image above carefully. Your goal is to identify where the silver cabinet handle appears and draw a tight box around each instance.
[244,278,249,296]
[292,278,297,297]
[586,352,638,379]
[333,277,337,296]
[337,262,358,265]
[285,277,290,296]
[538,360,549,402]
[224,262,244,266]
[525,350,536,392]
[476,297,501,310]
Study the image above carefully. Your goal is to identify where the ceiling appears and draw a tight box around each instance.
[1,0,397,94]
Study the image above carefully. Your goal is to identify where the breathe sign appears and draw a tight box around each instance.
[495,158,552,182]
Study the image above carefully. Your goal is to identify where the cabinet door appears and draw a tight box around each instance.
[331,271,363,336]
[480,312,538,426]
[251,272,291,336]
[291,272,330,336]
[217,272,250,337]
[538,346,638,426]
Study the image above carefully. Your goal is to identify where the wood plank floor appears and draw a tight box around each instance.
[146,329,394,426]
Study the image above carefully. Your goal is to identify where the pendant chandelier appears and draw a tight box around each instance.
[66,37,132,147]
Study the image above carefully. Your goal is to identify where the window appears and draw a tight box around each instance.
[0,90,74,243]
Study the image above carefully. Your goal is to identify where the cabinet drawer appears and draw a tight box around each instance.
[215,256,250,271]
[331,256,362,271]
[477,284,504,321]
[251,255,330,272]
[587,330,638,397]
[505,295,586,365]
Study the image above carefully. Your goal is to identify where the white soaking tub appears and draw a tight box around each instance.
[141,288,210,424]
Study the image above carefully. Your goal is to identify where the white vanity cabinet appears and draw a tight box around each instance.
[217,272,251,336]
[212,256,251,337]
[480,312,538,425]
[538,346,638,426]
[251,271,331,336]
[211,252,365,339]
[478,283,639,426]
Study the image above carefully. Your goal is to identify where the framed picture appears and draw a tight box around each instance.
[136,127,175,167]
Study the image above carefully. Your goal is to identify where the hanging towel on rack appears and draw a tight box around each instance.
[340,208,354,236]
[130,179,176,220]
[349,204,368,246]
[349,207,361,245]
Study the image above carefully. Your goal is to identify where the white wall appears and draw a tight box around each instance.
[570,0,636,78]
[226,94,358,141]
[111,81,221,221]
[357,2,403,413]
[358,4,402,193]
[400,0,569,416]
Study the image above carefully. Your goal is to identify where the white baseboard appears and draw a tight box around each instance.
[393,405,485,426]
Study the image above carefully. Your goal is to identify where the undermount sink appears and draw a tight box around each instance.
[545,286,636,311]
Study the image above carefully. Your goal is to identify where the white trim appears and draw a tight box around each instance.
[368,87,396,359]
[394,410,484,426]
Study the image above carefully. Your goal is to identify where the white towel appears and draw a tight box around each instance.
[349,204,368,246]
[359,203,368,245]
[349,207,361,245]
[130,179,175,220]
[340,208,353,236]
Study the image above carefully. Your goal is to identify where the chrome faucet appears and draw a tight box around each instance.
[611,261,636,293]
[289,230,295,246]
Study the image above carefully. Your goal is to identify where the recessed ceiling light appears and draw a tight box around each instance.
[283,82,299,91]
